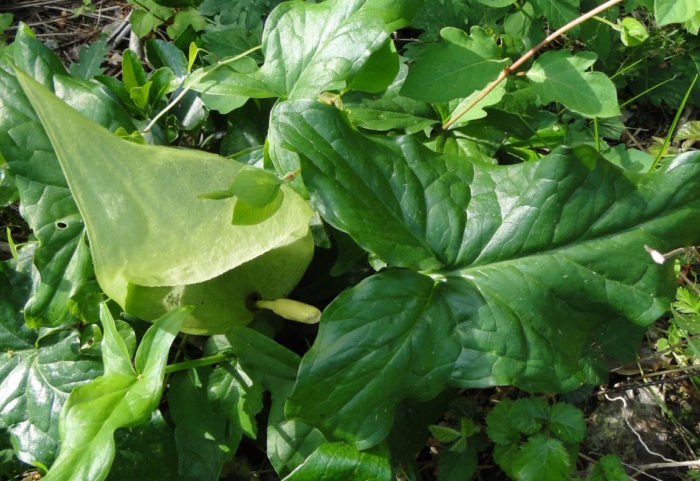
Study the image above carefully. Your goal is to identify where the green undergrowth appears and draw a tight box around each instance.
[0,0,699,479]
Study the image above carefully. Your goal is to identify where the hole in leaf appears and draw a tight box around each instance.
[55,221,68,230]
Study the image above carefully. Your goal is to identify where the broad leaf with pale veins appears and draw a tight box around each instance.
[0,251,103,468]
[273,100,700,448]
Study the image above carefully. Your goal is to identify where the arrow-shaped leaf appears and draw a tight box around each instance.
[42,305,188,481]
[273,100,700,448]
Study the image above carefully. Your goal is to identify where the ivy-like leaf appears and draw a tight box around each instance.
[275,100,700,448]
[42,305,188,481]
[401,27,509,103]
[0,252,102,467]
[527,50,620,118]
[16,68,313,335]
[69,36,109,80]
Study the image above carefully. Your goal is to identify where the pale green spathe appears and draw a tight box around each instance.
[16,68,313,333]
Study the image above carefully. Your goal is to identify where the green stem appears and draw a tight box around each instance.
[648,73,698,172]
[165,351,234,374]
[443,0,625,129]
[592,15,618,29]
[619,76,677,109]
[143,45,262,133]
[593,118,600,152]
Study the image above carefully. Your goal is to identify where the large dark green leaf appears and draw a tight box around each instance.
[0,251,102,468]
[274,100,700,448]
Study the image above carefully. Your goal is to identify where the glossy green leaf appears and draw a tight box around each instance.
[343,64,438,134]
[169,367,243,481]
[42,305,187,481]
[0,252,103,468]
[512,435,572,481]
[106,411,178,481]
[121,49,146,92]
[16,69,313,334]
[283,443,392,481]
[268,397,327,479]
[146,39,188,79]
[194,0,396,101]
[346,39,400,94]
[401,27,509,103]
[655,0,700,26]
[69,36,108,80]
[527,50,620,118]
[530,0,580,29]
[276,100,700,448]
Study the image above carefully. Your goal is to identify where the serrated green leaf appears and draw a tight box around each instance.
[655,0,700,26]
[275,100,700,448]
[509,398,549,436]
[512,435,572,481]
[527,50,620,118]
[283,443,392,481]
[401,27,509,103]
[69,36,108,80]
[16,68,313,335]
[586,455,628,481]
[548,402,586,444]
[41,305,187,481]
[436,447,477,481]
[486,399,521,445]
